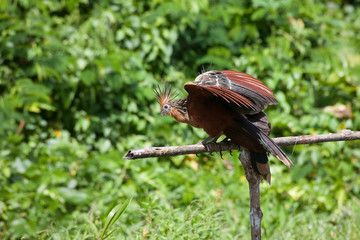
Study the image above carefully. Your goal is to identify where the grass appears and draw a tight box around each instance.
[37,195,360,240]
[31,151,360,240]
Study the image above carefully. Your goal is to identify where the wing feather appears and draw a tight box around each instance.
[205,86,256,109]
[186,70,278,113]
[221,70,277,100]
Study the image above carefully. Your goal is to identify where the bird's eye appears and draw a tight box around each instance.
[161,104,171,116]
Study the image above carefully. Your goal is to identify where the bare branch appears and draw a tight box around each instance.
[124,130,360,160]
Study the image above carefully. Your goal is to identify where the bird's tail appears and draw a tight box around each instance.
[226,114,293,183]
[256,129,294,168]
[250,151,271,183]
[236,114,294,168]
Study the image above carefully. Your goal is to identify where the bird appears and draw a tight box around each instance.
[154,70,293,183]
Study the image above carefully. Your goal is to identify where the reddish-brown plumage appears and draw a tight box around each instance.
[155,70,293,183]
[221,70,277,99]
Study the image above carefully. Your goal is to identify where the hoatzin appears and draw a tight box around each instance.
[154,70,293,183]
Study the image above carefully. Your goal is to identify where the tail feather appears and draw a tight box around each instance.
[251,151,271,184]
[257,131,294,167]
[235,115,294,168]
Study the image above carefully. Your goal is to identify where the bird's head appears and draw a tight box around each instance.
[153,84,179,117]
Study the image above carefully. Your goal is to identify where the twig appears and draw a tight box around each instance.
[124,130,360,159]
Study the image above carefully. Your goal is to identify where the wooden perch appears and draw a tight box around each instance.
[124,129,360,240]
[124,130,360,160]
[239,150,262,240]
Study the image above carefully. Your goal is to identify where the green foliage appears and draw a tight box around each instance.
[0,0,360,239]
[98,198,132,240]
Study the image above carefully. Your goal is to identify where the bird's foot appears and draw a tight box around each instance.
[201,136,218,156]
[201,136,225,158]
[219,137,237,156]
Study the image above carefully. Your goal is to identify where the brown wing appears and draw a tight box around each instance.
[184,70,278,114]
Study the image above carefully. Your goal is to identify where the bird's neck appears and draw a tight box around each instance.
[169,98,190,123]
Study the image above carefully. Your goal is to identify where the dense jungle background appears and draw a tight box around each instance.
[1,0,360,239]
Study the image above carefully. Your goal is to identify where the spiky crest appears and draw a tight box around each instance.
[153,83,179,107]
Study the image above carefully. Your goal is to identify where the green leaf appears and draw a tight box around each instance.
[251,8,267,21]
[98,197,133,240]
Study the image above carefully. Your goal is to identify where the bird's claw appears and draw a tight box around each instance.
[216,143,225,159]
[219,149,223,159]
[202,137,218,157]
[220,137,236,156]
[202,136,226,158]
[203,142,215,156]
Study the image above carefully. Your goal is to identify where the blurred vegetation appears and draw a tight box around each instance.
[0,0,360,239]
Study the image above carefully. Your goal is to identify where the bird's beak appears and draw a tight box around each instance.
[161,110,166,116]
